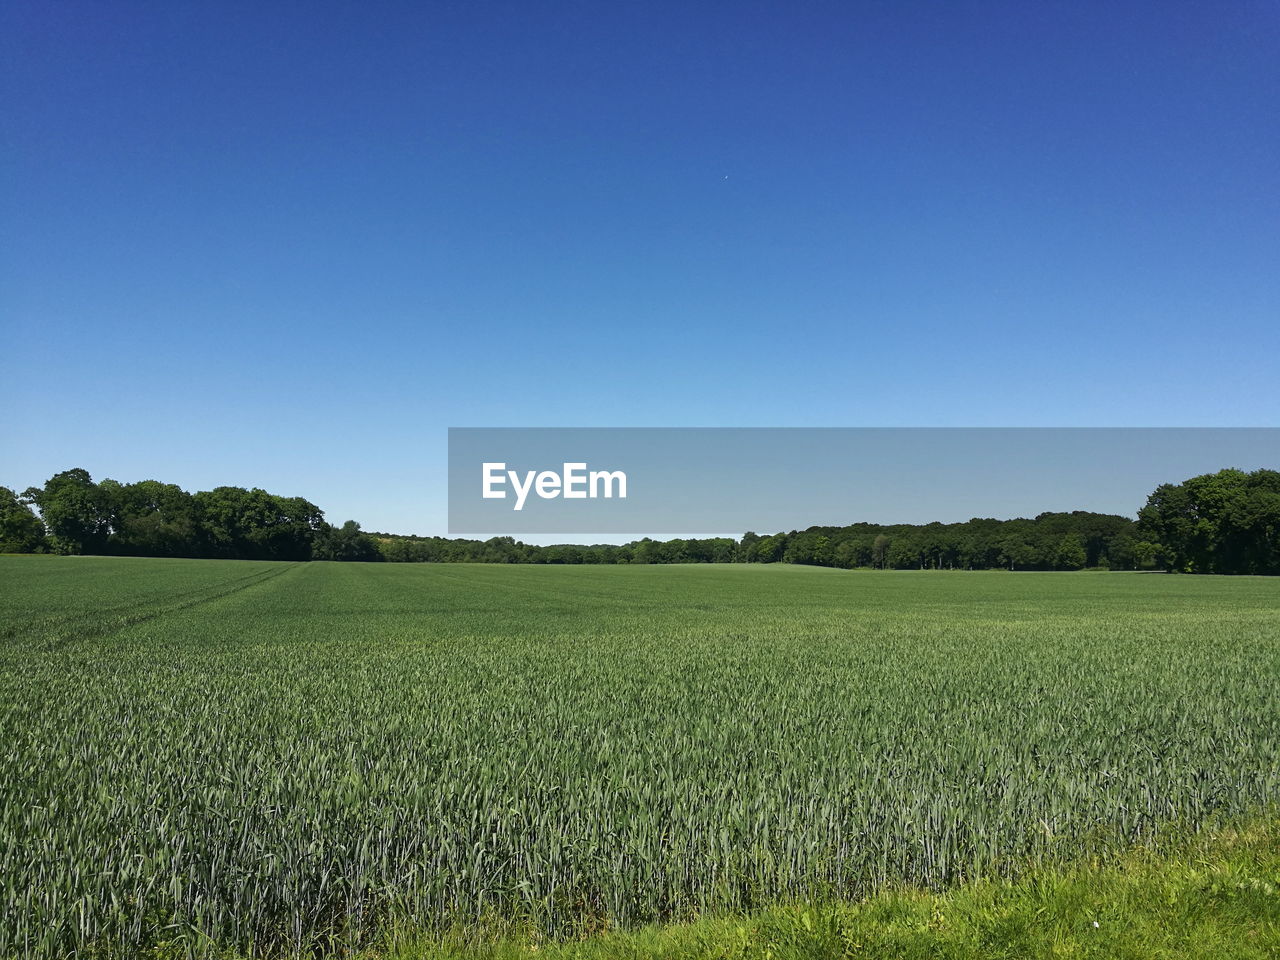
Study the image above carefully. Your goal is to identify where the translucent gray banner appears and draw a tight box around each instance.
[447,428,1280,534]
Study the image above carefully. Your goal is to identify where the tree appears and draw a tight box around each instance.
[783,529,834,566]
[1053,534,1086,570]
[194,486,325,560]
[195,486,264,559]
[871,534,889,569]
[23,468,111,554]
[103,479,199,557]
[313,520,382,562]
[1138,468,1280,575]
[755,533,787,563]
[997,534,1035,571]
[7,463,1271,572]
[838,535,874,568]
[1219,470,1280,574]
[886,536,921,569]
[0,486,45,552]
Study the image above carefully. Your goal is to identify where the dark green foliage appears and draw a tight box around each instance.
[194,486,325,561]
[22,467,111,554]
[16,469,325,561]
[99,478,200,557]
[373,534,738,565]
[1053,534,1087,571]
[313,520,382,562]
[0,486,45,553]
[7,466,1277,572]
[870,533,889,569]
[752,512,1145,572]
[1139,468,1280,574]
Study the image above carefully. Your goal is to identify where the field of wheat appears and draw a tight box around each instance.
[1,557,1276,957]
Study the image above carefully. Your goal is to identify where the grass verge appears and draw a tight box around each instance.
[375,819,1279,960]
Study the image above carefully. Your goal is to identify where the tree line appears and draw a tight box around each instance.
[0,469,379,562]
[2,467,1277,574]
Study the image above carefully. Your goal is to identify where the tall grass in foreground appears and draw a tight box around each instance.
[1,559,1277,957]
[391,818,1280,960]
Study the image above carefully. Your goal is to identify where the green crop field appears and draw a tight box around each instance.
[1,557,1277,958]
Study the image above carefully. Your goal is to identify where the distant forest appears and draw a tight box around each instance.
[2,467,1278,575]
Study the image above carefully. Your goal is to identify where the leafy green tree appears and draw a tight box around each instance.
[1139,468,1279,574]
[630,538,657,564]
[871,534,889,569]
[195,486,262,558]
[997,534,1035,571]
[784,529,833,565]
[1219,469,1280,574]
[886,535,922,569]
[755,533,787,563]
[23,468,111,554]
[102,479,200,557]
[0,486,45,552]
[833,536,872,569]
[313,520,382,562]
[1133,540,1160,568]
[194,486,325,560]
[1053,534,1087,570]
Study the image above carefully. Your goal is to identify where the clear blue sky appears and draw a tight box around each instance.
[4,1,1277,536]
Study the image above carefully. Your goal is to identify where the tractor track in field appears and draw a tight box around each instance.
[3,562,302,649]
